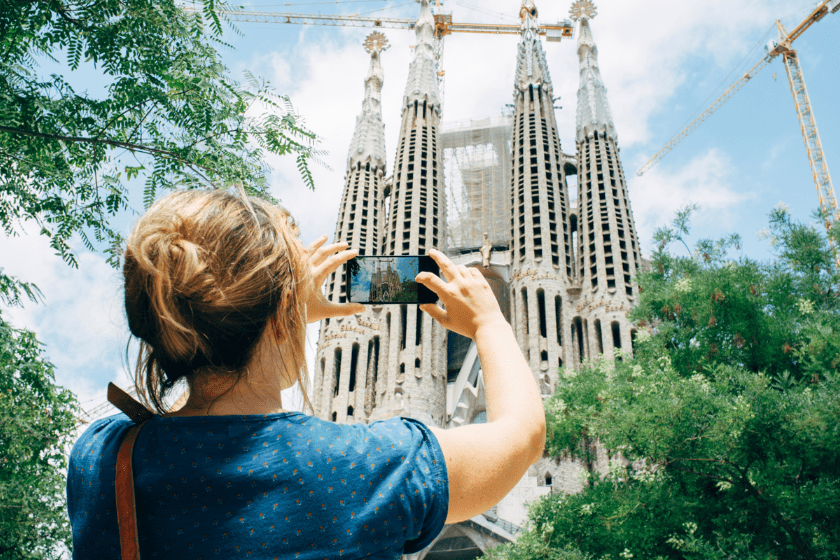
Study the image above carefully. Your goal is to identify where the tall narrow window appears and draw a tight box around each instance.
[594,320,604,355]
[537,289,547,339]
[333,348,342,397]
[415,309,423,346]
[521,288,529,335]
[400,305,408,350]
[372,337,380,385]
[574,317,585,364]
[612,322,622,350]
[555,296,562,345]
[583,319,590,358]
[349,343,359,392]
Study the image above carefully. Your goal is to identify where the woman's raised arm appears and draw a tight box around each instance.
[418,250,546,525]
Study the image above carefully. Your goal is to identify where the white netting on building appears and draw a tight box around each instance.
[441,114,513,253]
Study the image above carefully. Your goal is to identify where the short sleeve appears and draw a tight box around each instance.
[365,417,449,554]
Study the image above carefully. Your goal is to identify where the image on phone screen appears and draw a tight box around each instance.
[346,256,439,305]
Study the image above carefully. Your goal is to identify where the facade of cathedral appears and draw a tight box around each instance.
[312,1,639,557]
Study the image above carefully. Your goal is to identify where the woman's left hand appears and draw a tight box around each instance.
[305,235,365,324]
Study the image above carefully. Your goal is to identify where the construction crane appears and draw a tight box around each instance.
[186,2,573,89]
[636,0,840,264]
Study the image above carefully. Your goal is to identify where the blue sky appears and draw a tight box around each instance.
[1,0,838,417]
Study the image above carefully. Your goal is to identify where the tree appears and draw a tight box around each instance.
[0,1,321,557]
[0,0,320,267]
[0,308,79,560]
[486,207,840,560]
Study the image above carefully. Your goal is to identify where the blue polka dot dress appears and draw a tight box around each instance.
[67,413,449,559]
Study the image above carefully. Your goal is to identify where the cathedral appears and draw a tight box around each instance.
[312,1,641,557]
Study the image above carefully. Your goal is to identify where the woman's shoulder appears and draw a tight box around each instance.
[70,414,134,465]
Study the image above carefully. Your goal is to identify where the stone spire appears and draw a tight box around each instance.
[571,0,616,144]
[372,0,448,428]
[347,32,389,170]
[571,0,642,360]
[514,0,553,94]
[314,34,392,426]
[507,0,574,379]
[403,0,441,111]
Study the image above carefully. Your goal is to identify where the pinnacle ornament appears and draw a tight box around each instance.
[364,31,390,55]
[569,0,597,21]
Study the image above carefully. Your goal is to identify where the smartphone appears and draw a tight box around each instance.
[346,256,439,305]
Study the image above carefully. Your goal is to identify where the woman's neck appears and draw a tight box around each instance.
[163,331,293,417]
[163,373,288,418]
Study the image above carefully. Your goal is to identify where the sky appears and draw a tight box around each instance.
[1,0,838,421]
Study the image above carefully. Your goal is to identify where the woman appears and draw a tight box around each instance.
[67,189,545,559]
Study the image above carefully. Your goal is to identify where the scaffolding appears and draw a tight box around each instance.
[440,114,513,253]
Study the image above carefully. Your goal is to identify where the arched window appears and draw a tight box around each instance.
[573,317,585,363]
[349,343,359,392]
[537,289,547,339]
[612,321,622,351]
[594,320,604,355]
[333,348,342,397]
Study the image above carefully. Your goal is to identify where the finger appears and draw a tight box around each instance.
[306,235,329,256]
[312,241,349,268]
[315,300,364,320]
[416,272,449,295]
[457,265,471,278]
[331,302,365,317]
[419,303,448,326]
[428,248,461,281]
[313,249,357,285]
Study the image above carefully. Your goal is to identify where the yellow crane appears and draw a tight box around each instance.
[186,2,573,87]
[636,0,840,264]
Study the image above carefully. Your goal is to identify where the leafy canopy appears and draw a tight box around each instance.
[0,311,80,560]
[0,0,321,267]
[0,1,320,558]
[485,207,840,560]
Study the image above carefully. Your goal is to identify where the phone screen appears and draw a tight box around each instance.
[345,256,439,305]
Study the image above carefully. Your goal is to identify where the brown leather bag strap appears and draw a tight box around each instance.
[115,420,150,560]
[108,383,157,560]
[108,383,156,424]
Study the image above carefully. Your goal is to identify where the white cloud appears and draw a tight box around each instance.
[631,149,753,247]
[234,0,813,246]
[0,229,130,418]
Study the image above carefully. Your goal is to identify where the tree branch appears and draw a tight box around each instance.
[0,125,179,158]
[0,125,218,185]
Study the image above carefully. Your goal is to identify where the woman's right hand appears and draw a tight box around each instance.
[416,249,506,340]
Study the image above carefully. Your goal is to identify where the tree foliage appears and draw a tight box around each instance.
[487,207,840,560]
[0,0,321,267]
[0,309,79,560]
[0,1,320,557]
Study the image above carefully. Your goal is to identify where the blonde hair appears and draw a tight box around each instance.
[123,189,312,414]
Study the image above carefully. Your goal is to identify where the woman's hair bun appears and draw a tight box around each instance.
[123,189,311,414]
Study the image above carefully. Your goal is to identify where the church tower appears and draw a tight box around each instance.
[570,0,642,358]
[509,0,575,386]
[370,0,448,427]
[313,32,390,423]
